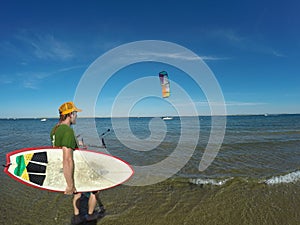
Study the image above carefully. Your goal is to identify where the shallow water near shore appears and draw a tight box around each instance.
[2,176,300,225]
[1,114,300,224]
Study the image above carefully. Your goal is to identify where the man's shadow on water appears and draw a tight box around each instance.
[73,193,106,225]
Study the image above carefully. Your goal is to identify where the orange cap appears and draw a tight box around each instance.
[59,102,82,115]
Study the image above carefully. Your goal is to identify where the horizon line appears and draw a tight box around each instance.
[1,113,300,120]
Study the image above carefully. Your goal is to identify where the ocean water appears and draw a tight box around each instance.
[1,114,300,225]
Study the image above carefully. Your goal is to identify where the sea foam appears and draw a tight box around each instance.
[189,178,230,186]
[265,170,300,185]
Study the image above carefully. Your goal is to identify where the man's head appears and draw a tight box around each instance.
[58,102,82,124]
[59,102,82,115]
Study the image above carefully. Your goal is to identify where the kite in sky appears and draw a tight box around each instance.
[159,71,170,98]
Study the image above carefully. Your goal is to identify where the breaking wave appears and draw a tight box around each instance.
[265,170,300,185]
[189,177,231,186]
[188,170,300,187]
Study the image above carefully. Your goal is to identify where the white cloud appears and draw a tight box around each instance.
[225,101,266,106]
[5,65,85,90]
[134,51,228,62]
[209,28,285,57]
[14,31,74,61]
[271,50,286,57]
[0,74,14,85]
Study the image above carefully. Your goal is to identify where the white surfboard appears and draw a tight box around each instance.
[4,147,134,192]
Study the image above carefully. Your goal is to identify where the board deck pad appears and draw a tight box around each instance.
[4,147,134,192]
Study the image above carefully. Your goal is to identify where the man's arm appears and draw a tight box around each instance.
[62,146,77,195]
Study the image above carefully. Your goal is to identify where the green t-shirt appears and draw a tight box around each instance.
[50,124,78,149]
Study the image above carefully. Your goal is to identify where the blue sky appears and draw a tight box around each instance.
[0,0,299,118]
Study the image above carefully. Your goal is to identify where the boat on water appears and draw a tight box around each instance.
[162,116,173,120]
[40,118,47,122]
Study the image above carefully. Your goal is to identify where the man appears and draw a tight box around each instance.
[50,101,100,225]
